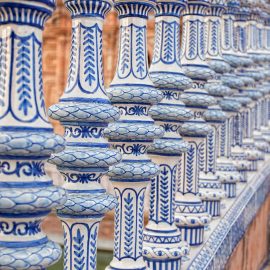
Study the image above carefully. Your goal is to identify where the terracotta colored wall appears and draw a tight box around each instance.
[225,195,270,270]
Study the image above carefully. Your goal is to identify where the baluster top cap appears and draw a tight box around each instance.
[0,0,55,28]
[114,0,156,18]
[64,0,113,18]
[225,0,240,14]
[154,0,187,16]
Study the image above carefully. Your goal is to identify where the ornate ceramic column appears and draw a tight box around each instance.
[237,74,264,171]
[142,1,192,268]
[218,0,245,196]
[217,96,242,197]
[198,0,228,218]
[245,7,270,153]
[174,0,214,246]
[48,1,122,269]
[104,1,164,269]
[0,1,67,269]
[221,0,242,67]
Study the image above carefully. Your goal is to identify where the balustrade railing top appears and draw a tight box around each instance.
[0,0,270,270]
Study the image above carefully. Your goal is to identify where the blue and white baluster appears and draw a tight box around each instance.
[48,1,122,269]
[174,0,214,246]
[217,97,242,198]
[243,8,270,154]
[220,0,250,184]
[221,0,243,68]
[198,0,228,218]
[260,12,270,143]
[221,2,252,181]
[0,1,67,269]
[239,76,264,170]
[232,6,264,172]
[104,1,164,269]
[142,1,192,268]
[251,11,270,153]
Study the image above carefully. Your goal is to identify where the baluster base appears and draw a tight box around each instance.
[199,174,226,217]
[178,226,204,246]
[223,182,237,198]
[144,258,182,270]
[143,226,189,270]
[174,200,211,246]
[203,200,221,217]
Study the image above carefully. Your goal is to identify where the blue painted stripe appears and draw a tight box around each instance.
[0,156,48,160]
[57,166,107,173]
[58,213,104,219]
[110,83,154,88]
[144,228,178,233]
[148,152,181,157]
[67,142,110,148]
[60,97,111,104]
[122,159,151,163]
[0,237,48,248]
[118,120,154,124]
[0,181,53,188]
[0,126,53,132]
[0,211,50,218]
[159,103,186,107]
[67,189,106,194]
[110,139,152,143]
[110,178,150,183]
[62,121,108,127]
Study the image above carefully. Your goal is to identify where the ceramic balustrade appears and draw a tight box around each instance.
[174,0,214,246]
[197,0,228,218]
[0,0,67,269]
[47,1,122,269]
[103,1,164,269]
[142,1,192,269]
[1,0,270,269]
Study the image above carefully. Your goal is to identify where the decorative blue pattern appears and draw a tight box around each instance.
[16,36,32,116]
[89,227,98,269]
[0,220,41,236]
[73,229,85,270]
[67,27,78,88]
[135,26,146,78]
[124,193,134,258]
[0,161,45,177]
[65,23,105,96]
[0,37,7,107]
[83,26,96,86]
[115,144,147,156]
[117,24,147,80]
[62,172,100,184]
[119,105,148,116]
[186,145,195,193]
[65,126,103,139]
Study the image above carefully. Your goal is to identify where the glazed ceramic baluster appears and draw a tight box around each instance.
[104,1,164,269]
[229,6,253,176]
[142,1,192,268]
[238,75,264,171]
[251,11,270,152]
[221,0,240,67]
[260,14,270,143]
[198,0,228,218]
[217,97,242,198]
[243,8,269,152]
[174,0,214,246]
[48,1,122,269]
[0,1,67,269]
